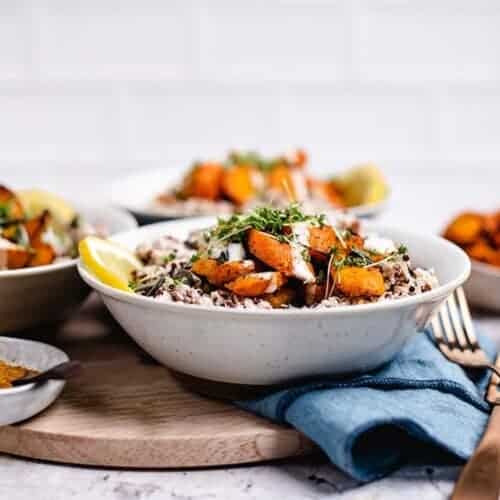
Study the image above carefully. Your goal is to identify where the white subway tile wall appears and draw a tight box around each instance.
[0,0,499,177]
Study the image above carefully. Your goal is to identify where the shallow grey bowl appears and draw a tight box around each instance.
[0,337,69,425]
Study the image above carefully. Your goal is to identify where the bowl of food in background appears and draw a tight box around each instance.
[443,210,500,312]
[78,204,469,386]
[0,185,137,333]
[111,149,390,224]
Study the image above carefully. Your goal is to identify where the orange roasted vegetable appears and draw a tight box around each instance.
[221,164,257,205]
[0,185,24,221]
[307,226,364,262]
[24,211,56,267]
[468,240,500,267]
[24,211,51,242]
[225,272,287,297]
[266,164,294,197]
[305,282,327,305]
[247,229,293,275]
[0,242,31,269]
[192,258,255,286]
[181,162,224,201]
[263,286,297,308]
[191,258,218,281]
[308,225,338,257]
[334,266,385,298]
[29,242,55,267]
[443,212,483,246]
[308,178,345,208]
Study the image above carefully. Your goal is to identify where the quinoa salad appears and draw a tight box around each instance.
[0,185,103,270]
[130,204,438,310]
[151,149,387,217]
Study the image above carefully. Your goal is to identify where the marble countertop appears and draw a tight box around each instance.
[1,167,499,499]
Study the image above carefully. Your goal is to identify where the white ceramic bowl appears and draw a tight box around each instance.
[111,169,390,224]
[0,337,69,425]
[0,205,137,334]
[78,218,470,385]
[464,261,500,312]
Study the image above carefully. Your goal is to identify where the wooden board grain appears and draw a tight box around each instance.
[0,295,315,468]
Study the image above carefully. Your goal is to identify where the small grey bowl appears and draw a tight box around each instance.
[0,337,69,425]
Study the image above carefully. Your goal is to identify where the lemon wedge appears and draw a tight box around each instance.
[79,236,142,292]
[18,189,76,225]
[334,164,388,207]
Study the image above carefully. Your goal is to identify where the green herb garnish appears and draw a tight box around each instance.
[227,151,282,172]
[208,204,326,245]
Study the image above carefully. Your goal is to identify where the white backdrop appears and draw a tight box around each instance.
[0,0,499,213]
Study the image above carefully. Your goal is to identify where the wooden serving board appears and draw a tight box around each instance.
[0,296,315,468]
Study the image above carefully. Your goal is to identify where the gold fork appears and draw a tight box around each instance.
[452,355,500,500]
[431,286,500,499]
[431,287,500,377]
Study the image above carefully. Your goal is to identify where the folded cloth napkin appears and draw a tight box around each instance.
[238,331,496,482]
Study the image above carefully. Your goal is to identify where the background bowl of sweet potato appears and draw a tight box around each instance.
[443,210,500,312]
[0,205,137,334]
[78,217,470,386]
[110,168,390,225]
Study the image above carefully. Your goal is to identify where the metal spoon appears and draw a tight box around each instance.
[11,360,82,387]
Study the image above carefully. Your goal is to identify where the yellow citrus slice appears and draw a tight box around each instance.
[334,164,388,207]
[79,236,142,292]
[17,189,76,225]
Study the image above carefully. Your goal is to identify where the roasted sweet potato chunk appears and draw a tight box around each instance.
[0,185,24,221]
[307,226,364,262]
[225,272,287,297]
[266,164,295,199]
[308,178,344,208]
[309,226,338,255]
[444,212,483,246]
[305,282,326,305]
[191,258,218,281]
[29,242,55,267]
[192,258,255,286]
[247,229,293,275]
[24,211,51,242]
[263,286,297,308]
[221,165,257,205]
[213,260,255,285]
[23,211,56,267]
[467,240,500,266]
[0,241,31,269]
[334,266,385,297]
[181,163,224,201]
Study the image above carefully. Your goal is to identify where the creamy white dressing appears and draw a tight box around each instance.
[364,235,396,255]
[207,242,226,259]
[290,168,308,202]
[228,242,245,261]
[289,222,315,284]
[41,227,70,256]
[0,237,17,250]
[259,272,280,294]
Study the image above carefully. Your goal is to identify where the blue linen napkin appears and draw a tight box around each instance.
[238,331,496,482]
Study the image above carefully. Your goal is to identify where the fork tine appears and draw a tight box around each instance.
[456,286,479,350]
[447,293,470,350]
[431,315,445,343]
[439,301,458,349]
